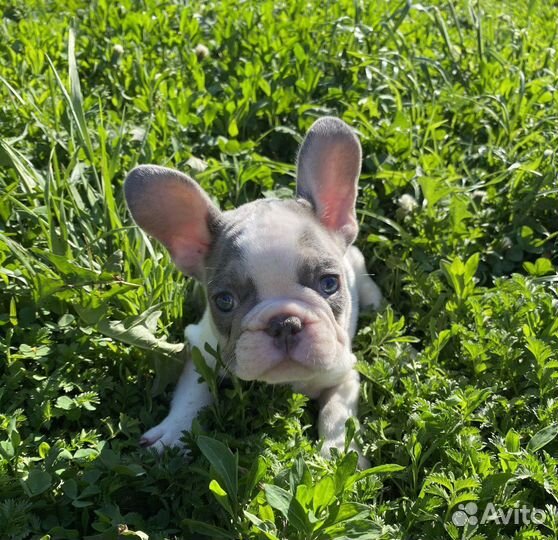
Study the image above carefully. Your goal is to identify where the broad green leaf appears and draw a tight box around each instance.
[228,118,239,137]
[243,511,279,540]
[344,417,357,453]
[335,451,359,494]
[63,479,78,499]
[96,308,184,356]
[527,424,558,452]
[192,346,218,397]
[38,442,50,459]
[312,476,335,513]
[289,456,312,492]
[209,479,234,517]
[353,463,405,482]
[32,248,111,282]
[264,484,311,534]
[295,484,313,509]
[182,519,236,539]
[505,429,521,453]
[243,455,268,498]
[55,395,74,410]
[321,501,371,528]
[197,436,238,506]
[23,469,52,497]
[464,253,480,281]
[419,176,452,206]
[264,484,292,516]
[449,194,473,234]
[524,257,555,277]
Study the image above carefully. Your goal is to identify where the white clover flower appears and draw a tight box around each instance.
[397,193,419,214]
[194,44,210,60]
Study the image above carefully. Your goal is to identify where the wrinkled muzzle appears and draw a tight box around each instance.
[233,298,353,384]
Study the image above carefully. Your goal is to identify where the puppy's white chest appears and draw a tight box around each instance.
[184,309,220,369]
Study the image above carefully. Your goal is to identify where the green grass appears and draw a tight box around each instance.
[1,0,558,538]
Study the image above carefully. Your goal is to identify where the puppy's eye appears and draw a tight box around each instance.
[319,274,339,295]
[214,292,236,312]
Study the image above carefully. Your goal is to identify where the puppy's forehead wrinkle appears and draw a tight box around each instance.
[299,222,346,259]
[224,198,316,227]
[207,197,341,301]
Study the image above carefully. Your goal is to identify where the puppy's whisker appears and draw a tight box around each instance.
[218,352,236,384]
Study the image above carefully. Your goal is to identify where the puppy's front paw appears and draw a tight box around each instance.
[139,419,187,453]
[359,276,383,311]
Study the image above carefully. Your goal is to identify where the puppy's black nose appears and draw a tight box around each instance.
[266,316,303,339]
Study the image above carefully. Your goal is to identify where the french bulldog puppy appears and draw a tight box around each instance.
[125,117,382,466]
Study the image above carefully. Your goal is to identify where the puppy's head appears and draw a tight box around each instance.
[125,117,362,385]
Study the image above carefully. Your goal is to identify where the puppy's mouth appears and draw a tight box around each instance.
[232,322,350,383]
[259,358,316,384]
[229,296,354,383]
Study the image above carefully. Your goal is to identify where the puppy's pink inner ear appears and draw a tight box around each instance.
[296,117,362,245]
[309,157,359,244]
[144,187,213,276]
[319,189,357,235]
[168,235,211,275]
[125,167,217,278]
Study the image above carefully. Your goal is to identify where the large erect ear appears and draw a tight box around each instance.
[296,117,362,245]
[124,165,220,278]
